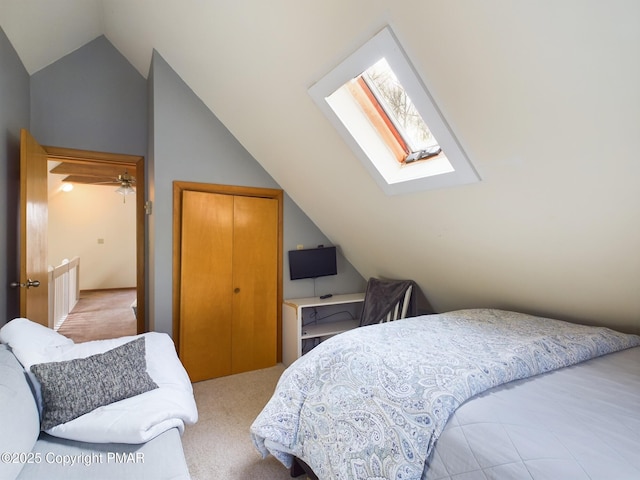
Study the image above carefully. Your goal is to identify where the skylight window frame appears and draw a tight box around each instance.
[360,58,440,160]
[353,73,443,165]
[309,26,480,195]
[347,76,409,163]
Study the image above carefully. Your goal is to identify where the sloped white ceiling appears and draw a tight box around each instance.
[2,0,639,333]
[0,0,104,73]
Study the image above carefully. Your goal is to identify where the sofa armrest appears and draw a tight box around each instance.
[0,345,41,480]
[17,428,190,480]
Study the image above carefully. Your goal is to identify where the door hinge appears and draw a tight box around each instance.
[145,201,153,215]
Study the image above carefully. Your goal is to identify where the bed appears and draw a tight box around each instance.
[250,309,640,480]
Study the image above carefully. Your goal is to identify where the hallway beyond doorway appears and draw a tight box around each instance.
[57,288,137,342]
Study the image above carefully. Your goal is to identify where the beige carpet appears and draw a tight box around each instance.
[182,363,303,480]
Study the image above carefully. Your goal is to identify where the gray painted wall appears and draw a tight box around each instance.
[0,27,30,324]
[30,35,147,156]
[148,51,364,335]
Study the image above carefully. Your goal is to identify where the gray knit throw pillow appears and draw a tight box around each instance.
[31,337,158,430]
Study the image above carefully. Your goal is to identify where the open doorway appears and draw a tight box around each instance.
[43,146,145,340]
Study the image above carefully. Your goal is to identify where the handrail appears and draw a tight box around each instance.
[48,257,80,330]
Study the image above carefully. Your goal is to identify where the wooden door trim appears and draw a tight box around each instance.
[44,146,146,334]
[173,181,284,361]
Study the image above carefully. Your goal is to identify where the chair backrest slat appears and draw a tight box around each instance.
[379,284,413,324]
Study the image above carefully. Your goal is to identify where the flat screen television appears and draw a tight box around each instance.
[288,246,337,280]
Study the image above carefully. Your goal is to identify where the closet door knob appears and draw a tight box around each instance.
[234,287,241,294]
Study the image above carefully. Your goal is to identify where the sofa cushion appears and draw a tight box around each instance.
[31,338,158,430]
[0,345,40,480]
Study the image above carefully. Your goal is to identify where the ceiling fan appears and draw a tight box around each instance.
[49,163,136,201]
[113,171,136,198]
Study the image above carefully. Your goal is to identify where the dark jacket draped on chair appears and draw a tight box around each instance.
[359,277,417,327]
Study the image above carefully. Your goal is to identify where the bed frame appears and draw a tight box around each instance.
[291,457,318,479]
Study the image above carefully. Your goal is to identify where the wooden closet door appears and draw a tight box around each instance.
[231,195,278,374]
[177,186,281,382]
[179,190,234,382]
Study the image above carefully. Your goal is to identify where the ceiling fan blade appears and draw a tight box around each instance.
[62,175,120,185]
[50,162,136,181]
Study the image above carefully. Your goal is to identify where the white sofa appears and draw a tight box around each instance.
[0,319,197,480]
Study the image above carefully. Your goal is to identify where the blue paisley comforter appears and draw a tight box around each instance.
[250,309,640,480]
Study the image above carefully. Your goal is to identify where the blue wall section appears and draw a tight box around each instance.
[0,27,30,324]
[30,36,147,155]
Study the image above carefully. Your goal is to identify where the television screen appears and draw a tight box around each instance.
[288,246,337,280]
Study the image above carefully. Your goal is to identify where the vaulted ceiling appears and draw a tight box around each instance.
[2,0,639,332]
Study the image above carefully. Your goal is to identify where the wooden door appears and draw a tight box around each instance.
[179,191,234,381]
[175,183,282,382]
[18,129,49,325]
[231,195,279,374]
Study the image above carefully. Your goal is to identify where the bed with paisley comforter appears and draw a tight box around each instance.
[250,309,640,480]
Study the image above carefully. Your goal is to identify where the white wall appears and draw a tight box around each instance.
[137,1,636,334]
[48,182,136,290]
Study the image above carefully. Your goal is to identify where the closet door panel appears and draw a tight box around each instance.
[180,191,234,381]
[231,195,278,374]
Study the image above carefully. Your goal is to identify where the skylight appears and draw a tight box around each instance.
[364,58,440,156]
[309,26,480,195]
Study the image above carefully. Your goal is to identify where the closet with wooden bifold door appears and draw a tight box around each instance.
[173,182,283,382]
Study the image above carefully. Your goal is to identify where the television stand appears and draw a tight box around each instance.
[282,293,365,366]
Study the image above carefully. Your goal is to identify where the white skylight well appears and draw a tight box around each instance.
[309,26,480,195]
